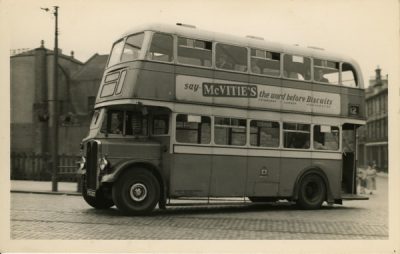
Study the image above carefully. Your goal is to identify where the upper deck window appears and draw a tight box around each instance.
[107,39,124,68]
[283,54,311,81]
[250,49,280,76]
[177,37,212,67]
[107,33,145,68]
[148,33,173,62]
[341,63,358,87]
[313,59,339,84]
[216,43,247,72]
[120,33,145,63]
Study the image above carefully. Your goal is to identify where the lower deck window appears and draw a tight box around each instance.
[313,125,340,150]
[176,114,211,144]
[214,117,246,146]
[250,120,280,147]
[283,123,310,149]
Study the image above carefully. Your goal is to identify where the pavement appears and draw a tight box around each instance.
[10,171,388,196]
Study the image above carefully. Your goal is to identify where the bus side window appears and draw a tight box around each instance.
[216,43,247,72]
[250,49,280,76]
[283,54,311,81]
[177,37,212,67]
[313,125,340,150]
[152,115,169,135]
[250,120,280,147]
[175,114,211,144]
[214,117,247,146]
[341,63,358,87]
[148,33,173,62]
[313,59,339,84]
[283,123,310,149]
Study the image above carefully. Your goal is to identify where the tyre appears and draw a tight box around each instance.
[248,197,277,203]
[297,174,326,210]
[112,169,160,215]
[82,176,114,209]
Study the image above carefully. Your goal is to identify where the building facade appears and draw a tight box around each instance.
[10,41,108,156]
[357,67,388,172]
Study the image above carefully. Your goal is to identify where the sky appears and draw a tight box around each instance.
[1,0,399,85]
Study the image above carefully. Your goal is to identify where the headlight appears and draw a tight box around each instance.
[99,157,109,171]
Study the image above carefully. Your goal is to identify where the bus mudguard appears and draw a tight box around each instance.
[101,159,167,209]
[292,166,334,204]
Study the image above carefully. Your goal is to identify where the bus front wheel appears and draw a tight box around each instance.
[112,169,160,215]
[297,174,326,210]
[82,176,114,209]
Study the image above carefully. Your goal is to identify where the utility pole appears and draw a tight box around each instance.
[42,6,59,191]
[51,6,59,192]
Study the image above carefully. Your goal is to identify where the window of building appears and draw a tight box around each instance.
[121,33,145,62]
[175,114,211,144]
[384,118,388,138]
[283,54,311,81]
[250,120,280,147]
[214,117,247,146]
[313,59,339,84]
[341,63,358,87]
[152,114,169,135]
[215,43,248,72]
[250,49,280,76]
[283,123,310,149]
[177,37,212,67]
[313,125,340,150]
[148,33,173,62]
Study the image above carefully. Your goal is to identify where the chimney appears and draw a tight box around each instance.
[70,50,74,59]
[40,40,45,48]
[375,66,382,87]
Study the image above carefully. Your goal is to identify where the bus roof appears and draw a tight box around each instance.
[120,23,363,79]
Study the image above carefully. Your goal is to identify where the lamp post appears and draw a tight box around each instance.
[41,6,59,191]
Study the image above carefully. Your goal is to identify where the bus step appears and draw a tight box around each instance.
[341,194,369,200]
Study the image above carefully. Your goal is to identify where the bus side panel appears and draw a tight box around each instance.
[169,153,212,197]
[245,156,280,197]
[340,87,366,119]
[209,154,247,197]
[135,62,175,100]
[279,157,312,196]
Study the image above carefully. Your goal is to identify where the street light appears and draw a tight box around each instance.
[41,6,59,192]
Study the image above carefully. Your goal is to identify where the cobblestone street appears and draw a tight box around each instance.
[10,176,388,240]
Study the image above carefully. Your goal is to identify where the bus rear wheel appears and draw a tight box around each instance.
[112,169,160,215]
[297,174,326,210]
[82,176,114,209]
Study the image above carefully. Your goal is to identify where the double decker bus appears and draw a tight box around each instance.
[78,23,366,215]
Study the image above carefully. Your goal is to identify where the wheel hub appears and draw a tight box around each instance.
[130,183,147,202]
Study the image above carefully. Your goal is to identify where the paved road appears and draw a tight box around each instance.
[11,176,388,240]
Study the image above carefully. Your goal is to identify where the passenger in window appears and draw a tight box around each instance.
[313,140,327,150]
[251,60,261,74]
[315,69,329,83]
[217,54,233,70]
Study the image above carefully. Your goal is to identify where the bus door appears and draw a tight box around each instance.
[342,123,358,194]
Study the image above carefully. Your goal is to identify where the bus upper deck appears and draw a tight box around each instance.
[95,23,365,121]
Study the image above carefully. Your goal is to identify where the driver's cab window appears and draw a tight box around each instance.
[101,110,148,136]
[152,114,169,135]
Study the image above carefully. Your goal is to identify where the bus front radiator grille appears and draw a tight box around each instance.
[86,141,98,190]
